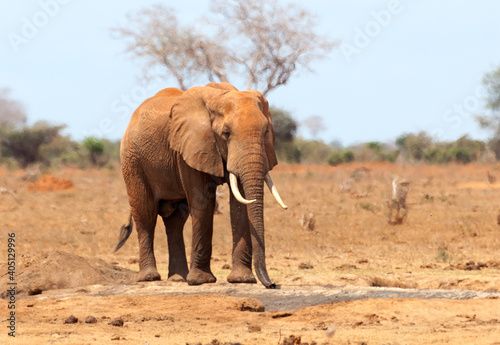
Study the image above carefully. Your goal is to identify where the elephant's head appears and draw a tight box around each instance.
[169,83,286,288]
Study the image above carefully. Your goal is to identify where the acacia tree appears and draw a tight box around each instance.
[302,115,326,138]
[476,65,500,157]
[0,88,27,128]
[112,0,335,95]
[1,121,67,167]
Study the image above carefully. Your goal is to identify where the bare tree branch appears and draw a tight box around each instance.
[211,0,336,95]
[112,0,337,94]
[111,5,233,90]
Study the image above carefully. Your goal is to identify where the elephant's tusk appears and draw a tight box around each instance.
[229,173,257,205]
[265,173,288,209]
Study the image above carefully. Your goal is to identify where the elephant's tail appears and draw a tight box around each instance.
[114,213,133,252]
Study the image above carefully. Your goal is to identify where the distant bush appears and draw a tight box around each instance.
[40,134,83,167]
[295,139,335,164]
[270,107,298,143]
[347,141,397,163]
[327,149,354,166]
[398,132,433,161]
[451,147,471,164]
[275,141,302,163]
[0,121,67,168]
[271,107,301,163]
[83,137,106,166]
[82,137,121,167]
[0,122,122,169]
[424,145,452,164]
[423,135,483,164]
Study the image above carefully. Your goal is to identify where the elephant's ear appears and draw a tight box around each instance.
[170,86,226,177]
[248,90,278,171]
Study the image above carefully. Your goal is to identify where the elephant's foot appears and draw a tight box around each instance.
[167,273,187,282]
[227,266,257,284]
[136,267,161,282]
[186,268,216,286]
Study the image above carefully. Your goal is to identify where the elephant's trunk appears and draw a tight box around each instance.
[239,158,276,289]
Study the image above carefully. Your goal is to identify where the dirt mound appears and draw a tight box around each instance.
[28,174,74,192]
[14,251,135,294]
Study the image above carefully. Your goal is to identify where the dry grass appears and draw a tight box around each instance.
[1,162,500,290]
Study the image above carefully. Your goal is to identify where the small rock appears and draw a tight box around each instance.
[272,312,293,319]
[248,325,261,332]
[325,326,337,338]
[27,287,42,295]
[111,335,121,341]
[64,315,78,324]
[155,334,161,338]
[85,316,97,324]
[109,317,124,327]
[240,300,265,312]
[281,334,301,345]
[298,263,314,270]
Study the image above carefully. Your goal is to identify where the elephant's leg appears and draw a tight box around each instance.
[227,192,257,284]
[133,214,161,282]
[161,201,189,282]
[185,191,217,286]
[128,177,160,282]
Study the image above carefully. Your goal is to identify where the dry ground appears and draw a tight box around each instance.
[1,162,500,344]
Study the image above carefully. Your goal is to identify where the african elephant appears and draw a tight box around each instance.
[115,82,287,288]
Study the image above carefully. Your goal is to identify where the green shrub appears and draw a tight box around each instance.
[270,107,298,143]
[327,149,354,166]
[278,142,302,163]
[83,137,109,167]
[424,146,453,164]
[451,147,471,164]
[403,132,433,161]
[366,142,381,151]
[0,121,66,167]
[295,139,334,164]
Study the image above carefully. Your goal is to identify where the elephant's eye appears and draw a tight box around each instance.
[265,128,270,135]
[222,130,230,139]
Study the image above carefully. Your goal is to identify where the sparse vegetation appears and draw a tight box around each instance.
[327,149,354,166]
[2,161,499,344]
[435,248,450,263]
[0,88,496,168]
[0,121,68,168]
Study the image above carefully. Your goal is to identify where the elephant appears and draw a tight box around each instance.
[114,82,287,288]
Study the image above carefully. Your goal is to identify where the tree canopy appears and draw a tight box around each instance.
[111,0,335,95]
[476,65,500,157]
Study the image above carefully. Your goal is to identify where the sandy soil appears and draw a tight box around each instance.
[1,162,500,344]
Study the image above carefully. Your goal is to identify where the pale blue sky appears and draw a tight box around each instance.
[2,0,500,146]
